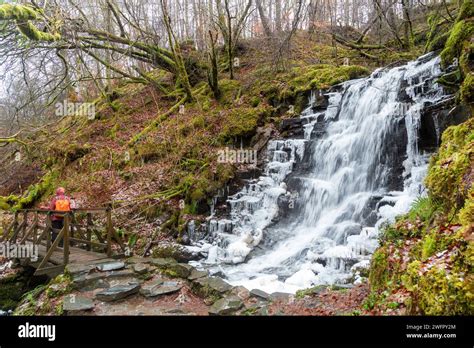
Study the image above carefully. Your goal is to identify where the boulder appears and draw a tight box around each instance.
[209,295,243,315]
[132,263,149,275]
[231,286,250,300]
[63,295,95,312]
[250,289,270,300]
[95,282,140,302]
[193,277,233,297]
[165,263,194,278]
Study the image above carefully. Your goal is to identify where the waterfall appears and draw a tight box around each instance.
[188,53,450,294]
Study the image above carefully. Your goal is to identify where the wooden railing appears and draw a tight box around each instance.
[0,207,125,276]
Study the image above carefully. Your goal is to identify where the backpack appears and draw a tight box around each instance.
[55,196,71,212]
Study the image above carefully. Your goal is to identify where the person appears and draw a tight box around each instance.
[48,187,72,246]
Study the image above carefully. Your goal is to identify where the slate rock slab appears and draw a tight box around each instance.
[96,261,125,272]
[95,282,140,302]
[63,295,95,312]
[188,269,208,281]
[250,289,270,300]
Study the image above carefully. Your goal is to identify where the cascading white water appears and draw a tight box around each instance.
[189,53,449,294]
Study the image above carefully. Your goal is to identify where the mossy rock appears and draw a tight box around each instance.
[460,72,474,104]
[219,105,272,142]
[425,117,474,213]
[440,19,474,66]
[0,274,24,311]
[368,247,389,291]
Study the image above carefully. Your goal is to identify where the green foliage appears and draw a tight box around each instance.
[369,115,473,315]
[408,196,438,222]
[421,233,437,260]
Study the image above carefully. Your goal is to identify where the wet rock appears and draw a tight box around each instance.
[188,269,208,281]
[209,295,243,315]
[96,261,125,272]
[250,289,270,300]
[193,277,233,296]
[280,118,305,138]
[95,282,140,302]
[63,295,95,312]
[132,263,149,275]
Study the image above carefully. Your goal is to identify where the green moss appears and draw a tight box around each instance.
[250,96,261,107]
[460,72,474,103]
[440,19,474,66]
[45,274,72,299]
[295,285,328,298]
[135,141,168,163]
[0,274,24,311]
[0,170,59,211]
[457,0,474,21]
[425,118,474,213]
[290,64,370,92]
[218,79,242,105]
[16,20,61,42]
[368,248,389,291]
[402,261,473,315]
[0,4,38,20]
[219,105,271,142]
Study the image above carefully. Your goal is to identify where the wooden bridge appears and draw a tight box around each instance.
[0,208,125,277]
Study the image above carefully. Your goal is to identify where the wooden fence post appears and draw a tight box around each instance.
[46,212,52,250]
[63,213,70,265]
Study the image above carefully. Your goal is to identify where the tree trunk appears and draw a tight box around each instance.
[256,0,272,37]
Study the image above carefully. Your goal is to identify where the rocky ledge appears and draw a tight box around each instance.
[11,257,377,316]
